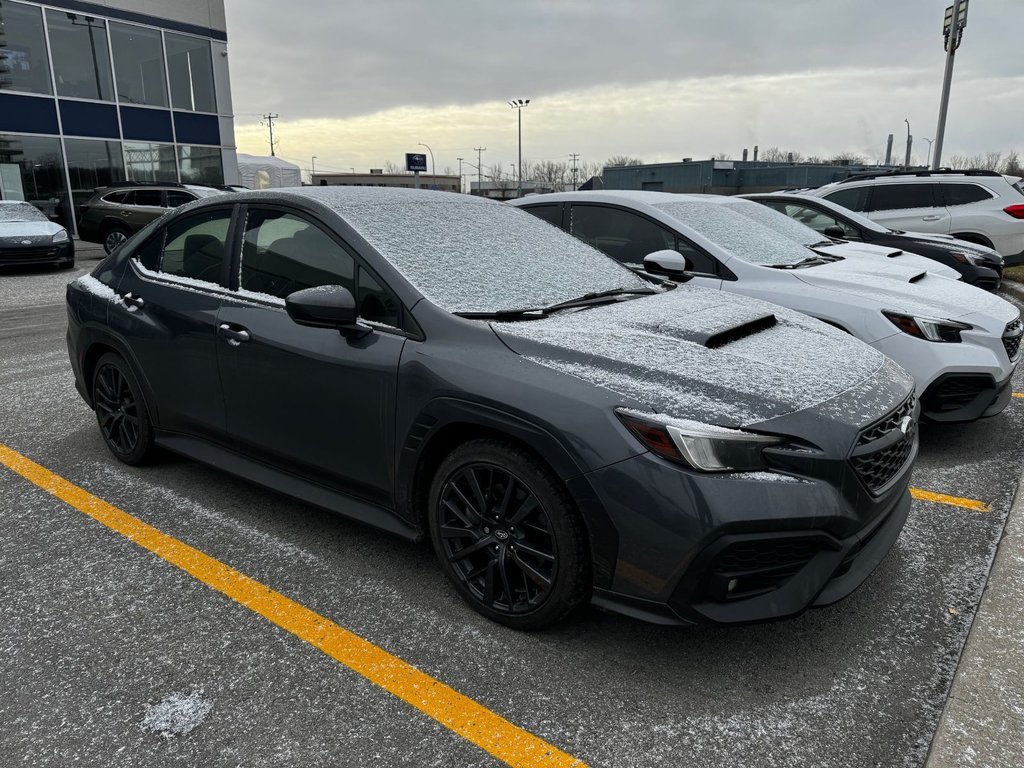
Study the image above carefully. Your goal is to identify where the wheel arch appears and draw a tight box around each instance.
[951,232,994,248]
[79,329,159,425]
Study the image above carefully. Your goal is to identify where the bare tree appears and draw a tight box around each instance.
[1003,151,1022,176]
[486,163,515,197]
[758,147,804,163]
[530,160,569,190]
[828,152,867,165]
[605,155,643,168]
[383,160,408,174]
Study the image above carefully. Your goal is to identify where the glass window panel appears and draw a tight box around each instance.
[109,22,167,107]
[128,189,163,207]
[45,9,114,101]
[165,189,196,208]
[357,267,401,327]
[0,133,72,230]
[123,141,177,183]
[165,33,215,112]
[569,204,675,264]
[943,183,994,207]
[822,186,870,213]
[64,138,125,215]
[177,145,223,186]
[0,0,52,94]
[867,183,936,212]
[160,208,231,284]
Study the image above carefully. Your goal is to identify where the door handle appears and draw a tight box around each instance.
[218,323,251,345]
[921,215,943,221]
[122,292,144,310]
[119,210,133,216]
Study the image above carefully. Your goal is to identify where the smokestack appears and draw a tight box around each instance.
[884,134,894,166]
[753,145,759,161]
[742,148,748,161]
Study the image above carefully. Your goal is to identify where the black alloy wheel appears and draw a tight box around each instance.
[428,439,589,629]
[92,353,153,465]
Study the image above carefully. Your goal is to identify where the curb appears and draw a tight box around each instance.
[998,277,1024,304]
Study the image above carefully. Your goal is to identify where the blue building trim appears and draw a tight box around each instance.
[59,100,120,139]
[0,93,59,135]
[172,111,220,146]
[32,0,227,41]
[120,106,174,143]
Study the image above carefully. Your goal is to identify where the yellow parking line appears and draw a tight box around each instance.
[0,444,586,768]
[910,487,990,513]
[1013,392,1024,399]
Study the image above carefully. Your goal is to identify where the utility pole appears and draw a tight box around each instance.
[262,113,279,157]
[904,119,912,169]
[569,153,580,190]
[933,0,968,168]
[457,157,464,193]
[474,146,486,196]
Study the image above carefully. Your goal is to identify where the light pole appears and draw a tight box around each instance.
[904,118,912,169]
[457,157,464,193]
[508,98,530,197]
[418,142,434,186]
[311,155,317,184]
[922,138,935,167]
[933,0,968,168]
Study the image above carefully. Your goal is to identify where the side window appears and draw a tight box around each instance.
[784,203,858,238]
[822,186,869,213]
[671,237,718,275]
[942,183,994,207]
[166,190,198,208]
[240,209,355,299]
[158,208,232,284]
[129,189,164,208]
[357,266,401,327]
[570,205,675,263]
[521,204,562,229]
[867,183,937,212]
[103,191,129,204]
[133,231,164,270]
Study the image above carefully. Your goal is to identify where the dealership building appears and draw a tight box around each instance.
[0,0,238,236]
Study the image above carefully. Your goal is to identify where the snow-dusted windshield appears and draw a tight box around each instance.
[0,202,48,223]
[310,188,650,313]
[654,200,814,267]
[719,198,826,246]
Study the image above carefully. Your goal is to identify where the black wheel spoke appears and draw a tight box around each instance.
[448,535,495,562]
[465,468,489,515]
[508,495,539,526]
[514,541,555,563]
[449,485,483,525]
[511,549,552,588]
[497,476,517,519]
[440,524,477,540]
[497,548,515,605]
[483,561,496,606]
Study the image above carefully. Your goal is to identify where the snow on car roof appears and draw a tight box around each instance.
[0,201,48,223]
[273,187,650,314]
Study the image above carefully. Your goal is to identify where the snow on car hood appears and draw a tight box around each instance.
[898,232,1003,260]
[813,241,961,279]
[792,259,1015,321]
[0,220,65,241]
[495,287,904,429]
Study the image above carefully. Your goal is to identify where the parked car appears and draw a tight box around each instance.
[68,187,918,629]
[77,182,227,254]
[0,200,74,269]
[510,191,1021,422]
[804,169,1024,265]
[741,191,1004,289]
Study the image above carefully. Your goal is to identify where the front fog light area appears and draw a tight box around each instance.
[616,409,784,472]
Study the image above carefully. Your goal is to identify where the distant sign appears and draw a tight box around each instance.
[405,153,427,173]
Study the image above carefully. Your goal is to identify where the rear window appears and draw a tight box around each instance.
[129,189,164,207]
[102,191,129,204]
[821,186,869,213]
[942,183,994,206]
[868,183,937,211]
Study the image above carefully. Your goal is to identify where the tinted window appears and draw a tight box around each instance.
[133,231,164,270]
[0,1,52,95]
[65,139,126,214]
[166,190,197,208]
[868,183,936,211]
[109,22,167,107]
[357,267,401,327]
[521,204,561,228]
[103,191,129,204]
[123,142,178,183]
[942,183,994,207]
[240,210,355,299]
[165,33,216,112]
[779,202,858,238]
[822,186,870,213]
[158,209,232,284]
[570,205,675,263]
[45,10,115,101]
[129,189,164,207]
[177,146,224,186]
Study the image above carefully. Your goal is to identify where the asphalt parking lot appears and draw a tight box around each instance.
[2,253,1023,767]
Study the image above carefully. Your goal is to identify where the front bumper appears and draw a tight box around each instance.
[0,241,74,267]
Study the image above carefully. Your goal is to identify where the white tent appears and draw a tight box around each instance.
[236,153,303,189]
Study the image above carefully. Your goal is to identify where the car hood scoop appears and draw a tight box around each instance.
[495,287,903,429]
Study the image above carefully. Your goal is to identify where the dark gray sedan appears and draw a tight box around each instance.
[0,201,74,269]
[66,188,917,629]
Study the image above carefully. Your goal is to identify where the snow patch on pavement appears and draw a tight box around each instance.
[141,690,213,738]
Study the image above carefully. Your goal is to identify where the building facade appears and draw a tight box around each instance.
[0,0,238,235]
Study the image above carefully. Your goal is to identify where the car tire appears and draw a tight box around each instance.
[92,352,154,465]
[102,224,132,254]
[428,439,590,629]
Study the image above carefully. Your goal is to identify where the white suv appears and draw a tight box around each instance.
[807,170,1024,265]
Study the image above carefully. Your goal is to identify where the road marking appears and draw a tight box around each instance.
[1013,393,1024,399]
[910,487,990,513]
[0,444,586,768]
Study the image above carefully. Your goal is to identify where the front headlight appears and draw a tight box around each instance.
[616,409,784,472]
[949,250,983,266]
[882,310,971,342]
[51,229,69,244]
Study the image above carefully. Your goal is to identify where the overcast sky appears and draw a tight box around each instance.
[223,0,1023,179]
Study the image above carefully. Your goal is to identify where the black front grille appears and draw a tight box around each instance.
[851,395,916,494]
[0,246,59,264]
[1003,318,1022,363]
[702,538,821,601]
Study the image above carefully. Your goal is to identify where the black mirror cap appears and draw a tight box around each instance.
[643,249,690,277]
[823,224,846,239]
[286,285,368,336]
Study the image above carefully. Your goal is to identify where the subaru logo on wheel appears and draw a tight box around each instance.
[494,529,509,541]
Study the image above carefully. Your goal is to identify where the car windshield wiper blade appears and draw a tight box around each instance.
[454,307,545,320]
[770,255,837,269]
[538,287,661,314]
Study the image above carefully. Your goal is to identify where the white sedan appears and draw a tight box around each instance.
[509,191,1021,422]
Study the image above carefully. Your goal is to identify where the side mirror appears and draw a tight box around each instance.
[643,249,690,278]
[285,285,371,338]
[823,224,846,239]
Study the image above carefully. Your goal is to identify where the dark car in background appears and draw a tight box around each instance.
[67,187,917,629]
[0,200,74,269]
[77,182,227,254]
[742,192,1004,289]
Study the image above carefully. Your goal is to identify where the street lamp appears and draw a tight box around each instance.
[508,98,530,197]
[904,118,912,169]
[311,155,317,184]
[457,157,464,193]
[922,137,935,167]
[418,142,434,184]
[933,0,968,168]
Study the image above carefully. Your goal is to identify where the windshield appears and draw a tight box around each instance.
[0,202,48,223]
[718,198,827,245]
[795,196,889,233]
[308,188,650,313]
[653,200,815,267]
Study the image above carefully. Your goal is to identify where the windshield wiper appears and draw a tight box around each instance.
[454,287,660,321]
[771,255,839,269]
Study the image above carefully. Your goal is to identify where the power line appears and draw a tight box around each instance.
[474,146,486,195]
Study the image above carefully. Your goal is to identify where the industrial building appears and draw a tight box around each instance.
[0,0,238,236]
[312,171,460,193]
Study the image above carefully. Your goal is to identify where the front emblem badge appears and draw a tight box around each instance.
[899,416,913,436]
[21,239,31,245]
